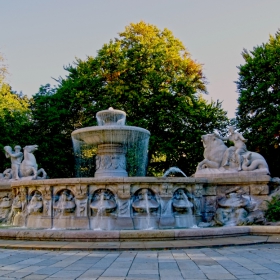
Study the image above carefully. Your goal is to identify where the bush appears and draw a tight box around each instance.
[265,195,280,222]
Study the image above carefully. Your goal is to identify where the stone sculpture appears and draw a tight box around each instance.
[214,193,249,226]
[27,191,43,214]
[53,190,76,216]
[0,193,12,222]
[20,145,47,179]
[196,128,270,176]
[214,126,247,171]
[214,192,265,226]
[90,189,117,214]
[172,189,193,213]
[0,169,12,180]
[4,146,23,180]
[132,189,159,214]
[1,145,47,180]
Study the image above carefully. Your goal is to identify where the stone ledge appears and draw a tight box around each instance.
[0,226,250,242]
[9,177,208,187]
[249,226,280,235]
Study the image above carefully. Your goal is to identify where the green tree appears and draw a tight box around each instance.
[32,22,229,177]
[0,53,31,171]
[236,30,280,177]
[30,84,76,178]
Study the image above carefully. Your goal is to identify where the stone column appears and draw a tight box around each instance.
[95,144,128,177]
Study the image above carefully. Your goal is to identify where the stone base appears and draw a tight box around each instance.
[174,214,197,228]
[114,217,134,230]
[13,213,26,227]
[89,216,134,230]
[159,216,175,229]
[53,216,89,229]
[195,168,270,178]
[95,170,128,178]
[132,216,159,230]
[26,215,51,229]
[90,216,117,230]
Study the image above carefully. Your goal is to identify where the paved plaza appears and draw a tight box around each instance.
[0,244,280,280]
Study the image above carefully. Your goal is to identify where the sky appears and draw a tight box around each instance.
[1,0,280,118]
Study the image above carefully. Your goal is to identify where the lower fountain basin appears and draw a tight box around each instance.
[1,174,271,230]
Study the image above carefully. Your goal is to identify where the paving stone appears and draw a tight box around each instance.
[35,267,62,275]
[22,274,49,280]
[126,276,159,280]
[4,271,32,278]
[1,244,280,280]
[204,272,237,279]
[259,274,280,280]
[0,272,10,277]
[180,270,207,279]
[128,269,159,275]
[98,277,125,280]
[48,269,84,278]
[101,269,129,277]
[237,276,264,280]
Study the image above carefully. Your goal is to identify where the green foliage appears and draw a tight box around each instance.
[265,195,280,222]
[29,84,76,178]
[236,30,280,177]
[0,53,32,171]
[30,22,229,177]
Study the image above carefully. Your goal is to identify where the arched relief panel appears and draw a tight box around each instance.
[89,184,106,195]
[131,188,160,215]
[53,185,67,196]
[27,190,43,215]
[53,189,76,217]
[131,184,160,196]
[0,192,13,222]
[90,188,117,216]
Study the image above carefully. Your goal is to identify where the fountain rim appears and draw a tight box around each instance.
[71,125,150,145]
[96,108,126,117]
[72,125,150,136]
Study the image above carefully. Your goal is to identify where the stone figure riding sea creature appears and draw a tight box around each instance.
[3,145,47,180]
[196,127,269,175]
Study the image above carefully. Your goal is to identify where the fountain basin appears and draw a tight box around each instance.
[72,126,150,145]
[2,174,270,230]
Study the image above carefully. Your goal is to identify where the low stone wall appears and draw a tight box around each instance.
[0,175,272,230]
[0,226,250,242]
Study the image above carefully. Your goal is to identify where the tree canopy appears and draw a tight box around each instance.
[29,22,229,178]
[236,30,280,176]
[0,53,31,171]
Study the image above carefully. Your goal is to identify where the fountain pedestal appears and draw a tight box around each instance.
[95,144,127,178]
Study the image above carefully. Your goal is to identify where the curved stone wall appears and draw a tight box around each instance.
[0,175,272,230]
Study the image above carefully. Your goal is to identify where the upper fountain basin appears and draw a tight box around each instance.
[71,125,150,145]
[96,107,126,126]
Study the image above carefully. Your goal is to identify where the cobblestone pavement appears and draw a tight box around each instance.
[1,244,280,280]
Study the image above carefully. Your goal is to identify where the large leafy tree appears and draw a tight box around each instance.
[0,53,31,171]
[32,22,229,177]
[236,30,280,177]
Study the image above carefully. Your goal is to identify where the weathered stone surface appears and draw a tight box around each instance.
[216,185,250,197]
[250,184,269,195]
[120,229,174,241]
[203,185,216,196]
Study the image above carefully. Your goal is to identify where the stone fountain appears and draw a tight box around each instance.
[71,107,150,178]
[0,108,275,233]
